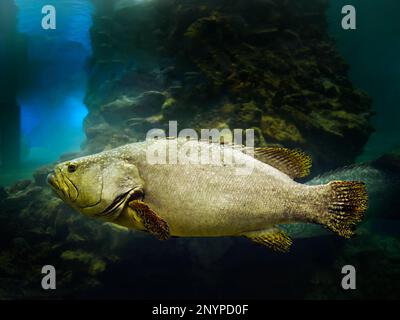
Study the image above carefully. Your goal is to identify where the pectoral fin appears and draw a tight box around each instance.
[128,200,170,240]
[254,147,311,179]
[243,227,292,252]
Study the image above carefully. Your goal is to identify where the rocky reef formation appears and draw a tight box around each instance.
[84,0,373,172]
[0,177,122,297]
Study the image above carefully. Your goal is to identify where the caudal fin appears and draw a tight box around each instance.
[322,181,368,238]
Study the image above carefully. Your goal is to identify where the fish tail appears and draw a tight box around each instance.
[319,181,368,238]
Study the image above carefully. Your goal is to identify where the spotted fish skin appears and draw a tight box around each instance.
[48,138,368,250]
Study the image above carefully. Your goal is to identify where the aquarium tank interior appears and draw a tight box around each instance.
[0,0,399,300]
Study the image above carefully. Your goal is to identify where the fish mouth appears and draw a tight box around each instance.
[47,170,78,202]
[47,173,58,189]
[47,172,68,202]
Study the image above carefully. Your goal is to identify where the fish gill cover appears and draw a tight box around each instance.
[0,0,399,299]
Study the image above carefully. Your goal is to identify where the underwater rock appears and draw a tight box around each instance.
[83,0,373,172]
[0,180,133,298]
[373,147,400,172]
[0,186,8,204]
[235,101,262,127]
[260,115,305,144]
[307,229,400,299]
[61,250,107,276]
[33,166,53,187]
[83,121,134,153]
[367,148,400,220]
[85,122,109,139]
[246,28,279,45]
[7,179,32,194]
[184,13,247,48]
[4,185,42,211]
[101,91,166,125]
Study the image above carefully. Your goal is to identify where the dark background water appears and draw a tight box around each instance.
[327,0,400,162]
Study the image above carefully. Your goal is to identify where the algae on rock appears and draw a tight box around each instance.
[84,0,373,173]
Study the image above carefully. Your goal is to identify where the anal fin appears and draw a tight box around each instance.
[243,228,292,252]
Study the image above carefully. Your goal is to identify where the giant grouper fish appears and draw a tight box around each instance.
[47,138,368,252]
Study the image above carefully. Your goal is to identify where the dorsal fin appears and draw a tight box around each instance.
[160,137,311,178]
[254,147,311,179]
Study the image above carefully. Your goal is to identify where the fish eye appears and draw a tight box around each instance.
[68,164,77,173]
